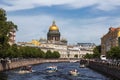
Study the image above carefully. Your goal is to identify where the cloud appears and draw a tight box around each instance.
[1,0,120,11]
[7,13,120,45]
[7,15,54,42]
[1,0,120,46]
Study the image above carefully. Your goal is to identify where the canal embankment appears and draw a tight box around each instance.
[88,60,120,79]
[0,58,79,71]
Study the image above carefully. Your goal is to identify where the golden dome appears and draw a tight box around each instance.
[49,21,59,31]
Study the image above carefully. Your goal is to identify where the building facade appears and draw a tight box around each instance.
[101,27,120,55]
[77,43,96,51]
[8,28,16,45]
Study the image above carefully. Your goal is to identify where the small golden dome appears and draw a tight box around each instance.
[49,21,59,31]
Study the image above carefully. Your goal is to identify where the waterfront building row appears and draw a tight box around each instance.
[17,21,95,58]
[17,42,94,59]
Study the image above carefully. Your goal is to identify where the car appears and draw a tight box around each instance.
[100,55,107,61]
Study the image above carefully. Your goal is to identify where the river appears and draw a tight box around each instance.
[0,62,112,80]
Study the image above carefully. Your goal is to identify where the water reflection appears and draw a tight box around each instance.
[0,72,8,80]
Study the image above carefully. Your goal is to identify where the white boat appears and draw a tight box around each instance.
[18,70,31,74]
[46,65,57,73]
[18,66,33,74]
[80,64,85,68]
[70,60,77,63]
[69,69,79,76]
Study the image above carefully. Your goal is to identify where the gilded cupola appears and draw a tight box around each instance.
[49,21,59,31]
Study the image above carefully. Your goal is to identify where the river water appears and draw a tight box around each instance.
[0,62,112,80]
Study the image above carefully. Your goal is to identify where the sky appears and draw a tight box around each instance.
[1,0,120,45]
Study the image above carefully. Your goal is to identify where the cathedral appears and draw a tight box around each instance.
[47,21,60,43]
[40,21,67,44]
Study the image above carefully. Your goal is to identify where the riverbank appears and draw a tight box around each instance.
[88,60,120,79]
[0,58,79,71]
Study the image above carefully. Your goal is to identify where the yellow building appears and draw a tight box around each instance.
[31,39,40,46]
[101,27,120,55]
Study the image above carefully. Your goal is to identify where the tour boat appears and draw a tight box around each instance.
[18,65,33,74]
[46,65,57,73]
[69,69,79,76]
[80,64,85,68]
[69,60,77,63]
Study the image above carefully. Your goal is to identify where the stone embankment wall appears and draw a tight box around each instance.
[88,60,120,79]
[0,58,77,71]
